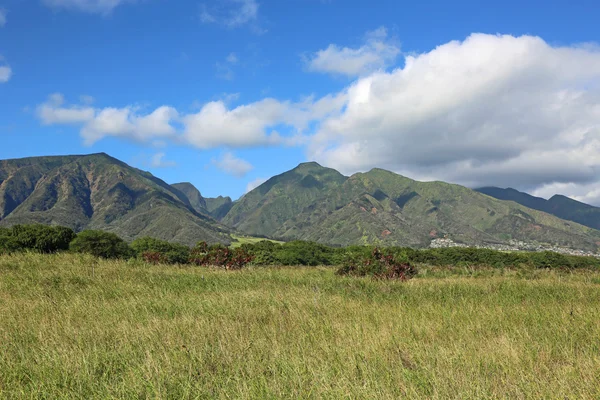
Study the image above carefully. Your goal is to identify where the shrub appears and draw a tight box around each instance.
[130,237,190,264]
[70,230,132,259]
[241,241,282,265]
[7,224,76,253]
[529,251,573,269]
[0,232,20,254]
[190,242,253,270]
[337,247,418,280]
[141,251,168,264]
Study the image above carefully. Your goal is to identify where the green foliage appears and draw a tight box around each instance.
[0,224,75,254]
[130,237,190,264]
[70,230,133,259]
[239,240,600,270]
[241,240,342,266]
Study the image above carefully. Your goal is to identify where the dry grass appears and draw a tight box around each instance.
[0,253,599,399]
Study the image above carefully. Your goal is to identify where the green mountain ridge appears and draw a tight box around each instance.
[221,164,600,251]
[477,187,600,231]
[0,153,232,245]
[2,153,600,252]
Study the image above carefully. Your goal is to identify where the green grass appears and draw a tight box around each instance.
[229,234,284,248]
[1,253,599,399]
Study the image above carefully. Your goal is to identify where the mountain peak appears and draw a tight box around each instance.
[294,161,324,170]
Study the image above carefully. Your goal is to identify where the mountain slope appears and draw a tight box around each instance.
[205,196,234,220]
[223,164,600,251]
[0,154,231,245]
[477,187,600,230]
[222,162,348,237]
[171,182,207,214]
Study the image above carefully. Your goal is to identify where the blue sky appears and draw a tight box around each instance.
[1,0,600,203]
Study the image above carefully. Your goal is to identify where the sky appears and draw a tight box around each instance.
[1,0,600,204]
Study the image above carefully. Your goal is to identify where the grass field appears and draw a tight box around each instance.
[1,253,599,399]
[229,235,285,248]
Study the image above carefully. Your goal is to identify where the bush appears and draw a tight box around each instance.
[1,225,76,253]
[130,237,190,264]
[70,230,133,259]
[189,242,253,270]
[242,240,339,266]
[0,232,20,254]
[337,247,418,280]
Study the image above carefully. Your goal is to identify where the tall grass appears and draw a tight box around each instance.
[0,253,599,399]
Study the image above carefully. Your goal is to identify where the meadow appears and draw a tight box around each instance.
[1,253,599,399]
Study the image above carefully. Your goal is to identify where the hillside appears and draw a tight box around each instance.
[477,187,600,230]
[171,182,207,214]
[0,154,232,245]
[222,164,600,251]
[204,196,234,220]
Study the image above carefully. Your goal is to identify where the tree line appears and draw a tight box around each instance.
[1,225,599,277]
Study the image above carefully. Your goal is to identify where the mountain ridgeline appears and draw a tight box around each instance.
[220,163,600,251]
[0,154,232,245]
[1,154,599,252]
[476,187,600,231]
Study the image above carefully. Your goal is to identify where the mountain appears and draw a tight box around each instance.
[477,187,600,230]
[171,182,207,214]
[222,163,600,251]
[205,196,234,220]
[0,154,231,245]
[170,182,234,220]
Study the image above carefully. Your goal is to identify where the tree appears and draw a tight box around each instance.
[70,230,132,259]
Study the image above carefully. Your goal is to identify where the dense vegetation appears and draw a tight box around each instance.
[1,252,599,398]
[2,225,598,275]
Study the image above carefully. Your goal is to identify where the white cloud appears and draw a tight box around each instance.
[245,177,266,193]
[0,65,11,83]
[42,0,133,14]
[36,33,600,205]
[307,33,600,204]
[200,0,259,29]
[36,94,178,145]
[150,152,176,168]
[183,99,287,148]
[35,93,338,149]
[306,27,400,77]
[0,9,7,27]
[212,152,253,177]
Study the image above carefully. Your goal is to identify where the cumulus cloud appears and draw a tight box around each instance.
[37,33,600,204]
[308,33,600,203]
[305,27,400,77]
[36,94,178,145]
[200,0,260,30]
[212,152,253,177]
[35,93,341,149]
[42,0,134,14]
[183,99,290,148]
[245,177,266,193]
